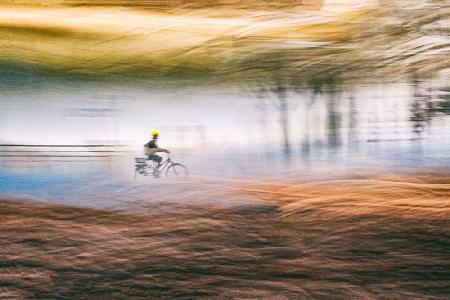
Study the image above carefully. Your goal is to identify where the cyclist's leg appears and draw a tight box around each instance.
[148,154,162,169]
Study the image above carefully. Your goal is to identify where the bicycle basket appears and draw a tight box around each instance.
[135,157,147,164]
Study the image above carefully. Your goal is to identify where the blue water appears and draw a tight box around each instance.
[1,82,449,206]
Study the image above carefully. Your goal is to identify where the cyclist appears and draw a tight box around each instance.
[144,130,169,169]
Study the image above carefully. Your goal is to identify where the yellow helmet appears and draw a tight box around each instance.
[151,130,160,136]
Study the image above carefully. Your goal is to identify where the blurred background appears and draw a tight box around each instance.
[0,0,449,205]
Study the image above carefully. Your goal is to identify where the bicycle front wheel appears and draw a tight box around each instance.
[166,163,188,179]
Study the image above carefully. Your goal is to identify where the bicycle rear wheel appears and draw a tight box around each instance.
[166,163,188,179]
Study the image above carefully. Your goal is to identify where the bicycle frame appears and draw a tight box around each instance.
[135,153,186,179]
[156,157,172,173]
[144,153,174,174]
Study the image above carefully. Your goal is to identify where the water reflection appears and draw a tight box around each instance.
[1,79,449,175]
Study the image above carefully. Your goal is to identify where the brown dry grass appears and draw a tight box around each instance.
[0,172,449,298]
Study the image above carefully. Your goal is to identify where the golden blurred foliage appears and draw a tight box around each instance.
[1,0,324,10]
[0,1,448,86]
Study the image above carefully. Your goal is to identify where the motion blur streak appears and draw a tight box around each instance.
[0,1,448,83]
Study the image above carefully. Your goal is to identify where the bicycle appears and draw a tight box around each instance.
[134,153,188,179]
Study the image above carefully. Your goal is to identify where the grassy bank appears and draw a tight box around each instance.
[0,173,449,298]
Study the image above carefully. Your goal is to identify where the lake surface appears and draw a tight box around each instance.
[1,79,449,207]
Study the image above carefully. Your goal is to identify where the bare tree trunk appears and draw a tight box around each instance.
[280,98,290,155]
[327,91,341,149]
[275,81,291,156]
